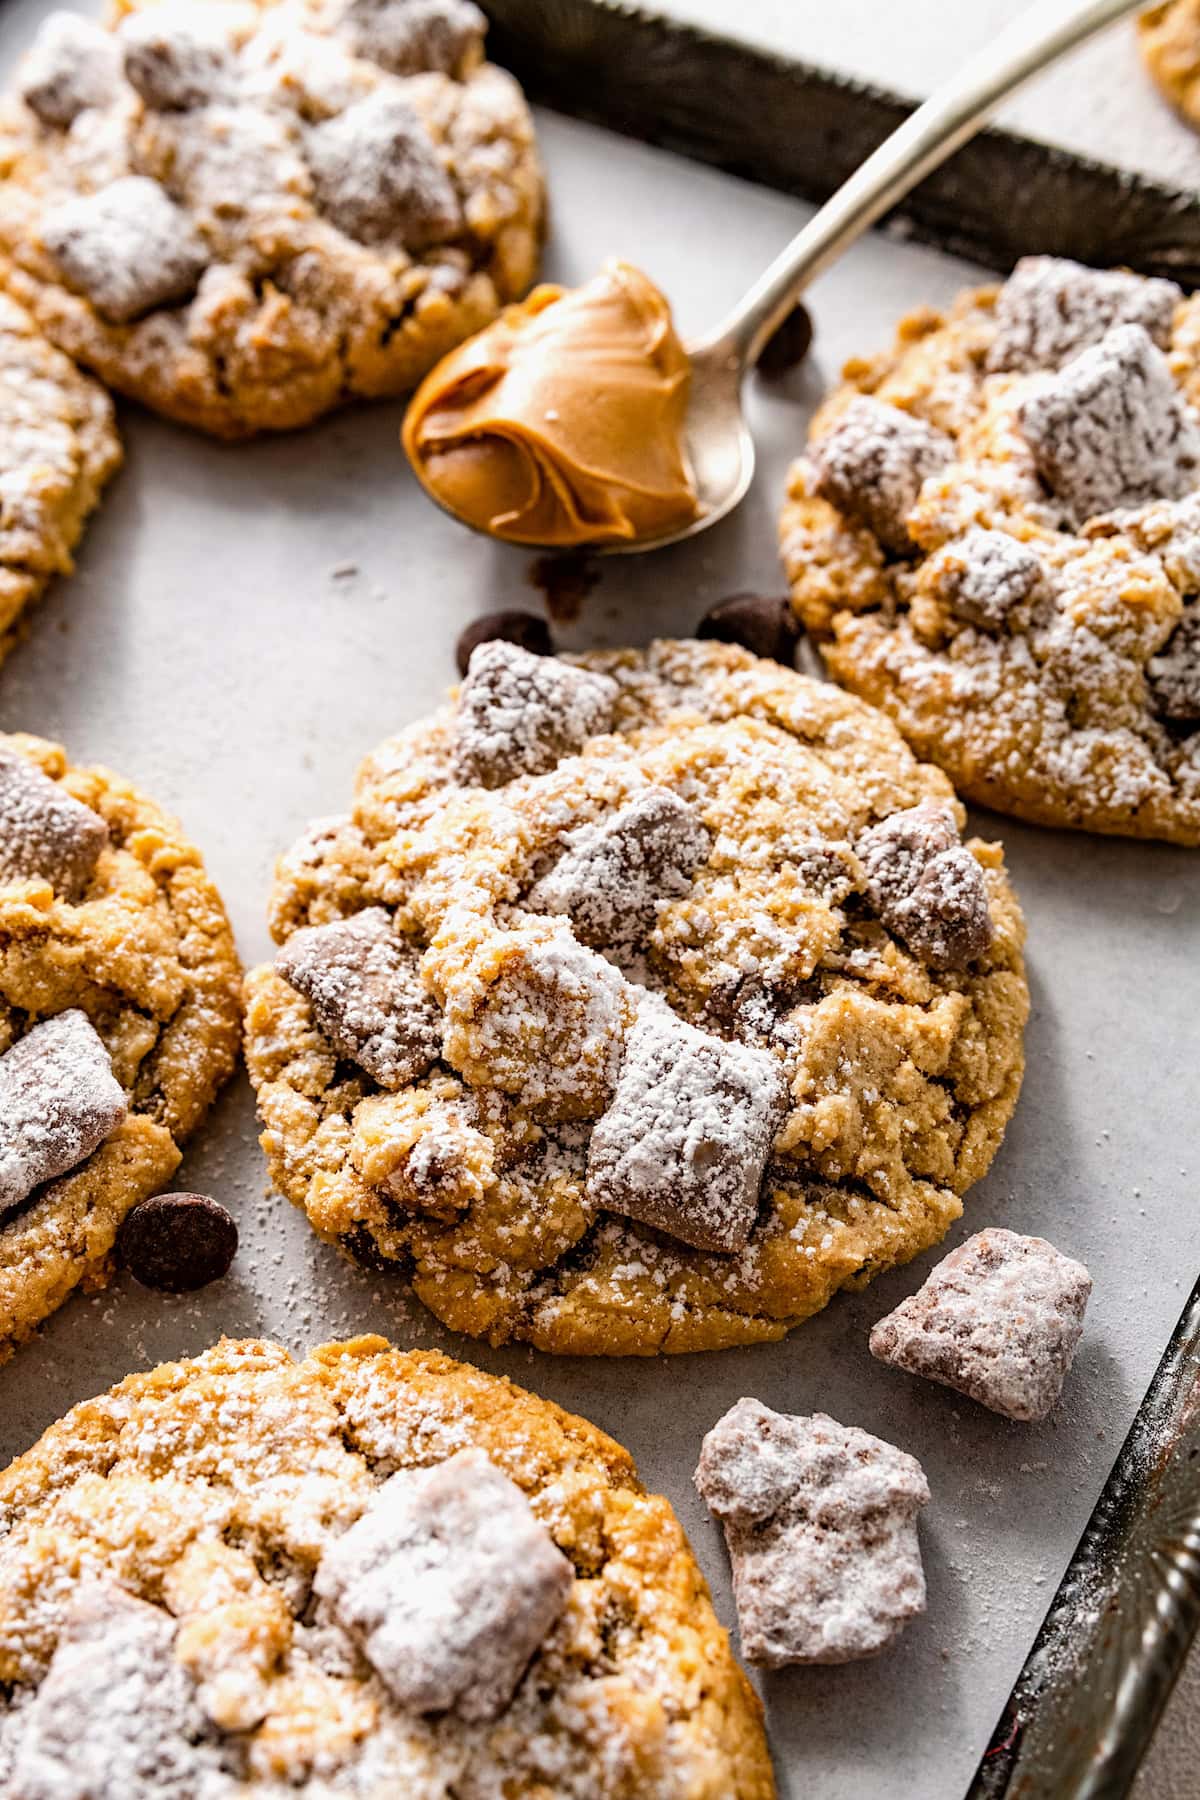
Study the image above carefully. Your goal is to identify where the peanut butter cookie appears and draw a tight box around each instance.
[0,1333,775,1798]
[781,256,1200,843]
[0,732,241,1362]
[244,639,1028,1356]
[0,0,543,437]
[1140,2,1200,130]
[0,291,120,669]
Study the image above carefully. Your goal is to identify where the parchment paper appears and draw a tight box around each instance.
[0,9,1198,1796]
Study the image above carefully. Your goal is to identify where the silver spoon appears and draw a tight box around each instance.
[609,0,1149,555]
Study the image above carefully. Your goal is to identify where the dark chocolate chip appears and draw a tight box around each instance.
[696,594,801,665]
[455,610,553,677]
[756,302,815,377]
[117,1192,238,1292]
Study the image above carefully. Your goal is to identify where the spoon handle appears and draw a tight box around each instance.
[697,0,1149,368]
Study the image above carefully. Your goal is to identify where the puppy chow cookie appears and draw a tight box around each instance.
[0,291,120,670]
[0,1335,776,1798]
[0,0,544,436]
[0,732,241,1363]
[869,1227,1092,1421]
[782,256,1200,842]
[694,1397,930,1665]
[245,638,1028,1355]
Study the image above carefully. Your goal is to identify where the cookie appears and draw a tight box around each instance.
[0,732,241,1363]
[869,1227,1092,1421]
[0,0,543,437]
[244,638,1028,1356]
[0,291,120,670]
[695,1398,930,1666]
[1140,2,1200,131]
[0,1334,776,1798]
[781,256,1200,843]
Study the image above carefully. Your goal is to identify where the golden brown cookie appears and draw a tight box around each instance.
[0,1333,775,1798]
[0,0,543,438]
[1139,1,1200,127]
[0,731,241,1362]
[0,290,120,669]
[244,639,1028,1356]
[781,257,1200,843]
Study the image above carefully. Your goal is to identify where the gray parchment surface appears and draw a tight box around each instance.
[0,7,1198,1799]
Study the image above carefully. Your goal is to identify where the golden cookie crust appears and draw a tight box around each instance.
[1139,1,1200,126]
[0,291,120,668]
[244,640,1028,1356]
[780,278,1200,844]
[0,732,241,1362]
[0,1333,776,1798]
[0,0,543,438]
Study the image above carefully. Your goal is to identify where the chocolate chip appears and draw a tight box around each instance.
[696,594,801,665]
[455,609,553,677]
[755,302,815,378]
[117,1192,239,1292]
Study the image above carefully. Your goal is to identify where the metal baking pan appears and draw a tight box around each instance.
[0,2,1197,1796]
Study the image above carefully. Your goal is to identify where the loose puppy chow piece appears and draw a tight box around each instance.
[40,176,210,325]
[810,395,954,553]
[0,1009,127,1218]
[276,906,441,1089]
[869,1228,1093,1422]
[1017,323,1200,526]
[454,642,619,787]
[528,786,711,952]
[314,1446,573,1720]
[857,800,994,969]
[586,1004,788,1253]
[6,1582,221,1797]
[695,1398,930,1666]
[987,256,1182,375]
[0,745,108,899]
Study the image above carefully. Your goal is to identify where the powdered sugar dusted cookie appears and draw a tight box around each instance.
[0,1336,775,1798]
[0,733,241,1364]
[0,0,543,437]
[781,256,1200,843]
[245,639,1028,1355]
[0,293,120,671]
[869,1228,1092,1421]
[695,1398,930,1665]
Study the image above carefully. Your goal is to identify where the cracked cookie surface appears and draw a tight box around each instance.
[781,256,1200,843]
[0,0,543,437]
[244,639,1028,1356]
[0,731,241,1362]
[0,291,120,669]
[0,1333,775,1798]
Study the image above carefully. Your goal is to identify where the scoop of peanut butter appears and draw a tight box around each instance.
[402,261,699,547]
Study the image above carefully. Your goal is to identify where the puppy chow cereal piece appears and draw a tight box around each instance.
[454,642,619,788]
[314,1446,573,1720]
[40,177,209,324]
[925,527,1043,630]
[0,1009,127,1217]
[8,1582,220,1798]
[17,11,121,129]
[988,256,1181,374]
[869,1228,1092,1421]
[1147,609,1200,721]
[811,395,954,554]
[695,1398,929,1666]
[528,786,711,950]
[1018,324,1200,526]
[857,801,994,969]
[0,745,108,898]
[332,0,487,76]
[586,1004,787,1253]
[119,1,238,111]
[306,90,462,246]
[276,906,441,1089]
